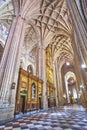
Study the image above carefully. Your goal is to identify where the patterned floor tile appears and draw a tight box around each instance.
[12,128,21,130]
[64,128,73,130]
[83,126,87,128]
[54,127,63,130]
[0,126,5,128]
[0,105,87,130]
[72,125,81,128]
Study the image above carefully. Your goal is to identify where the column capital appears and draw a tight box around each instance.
[38,46,46,50]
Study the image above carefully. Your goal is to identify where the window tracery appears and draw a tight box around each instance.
[0,0,8,6]
[0,23,9,39]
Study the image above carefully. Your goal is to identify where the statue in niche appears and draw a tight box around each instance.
[27,65,33,74]
[31,83,36,98]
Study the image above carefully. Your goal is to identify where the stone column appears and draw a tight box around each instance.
[0,16,25,121]
[67,0,87,108]
[59,67,63,100]
[53,62,58,106]
[67,0,87,63]
[35,46,40,77]
[9,19,25,106]
[40,47,48,110]
[38,45,42,78]
[65,79,70,103]
[0,16,18,87]
[55,60,61,104]
[56,59,64,105]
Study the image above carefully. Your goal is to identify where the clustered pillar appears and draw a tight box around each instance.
[67,0,87,108]
[0,16,25,121]
[38,46,48,110]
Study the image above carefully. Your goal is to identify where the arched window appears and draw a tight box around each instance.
[31,83,36,98]
[0,23,9,39]
[27,65,33,74]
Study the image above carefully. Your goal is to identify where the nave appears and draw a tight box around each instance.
[0,105,87,130]
[0,0,87,123]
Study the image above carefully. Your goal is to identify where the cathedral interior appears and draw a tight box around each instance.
[0,0,87,129]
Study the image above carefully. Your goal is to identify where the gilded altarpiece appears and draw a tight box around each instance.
[46,48,56,107]
[15,68,43,113]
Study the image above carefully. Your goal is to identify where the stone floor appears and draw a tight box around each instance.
[0,105,87,130]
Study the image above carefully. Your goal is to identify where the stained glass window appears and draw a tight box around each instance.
[0,23,9,39]
[0,0,8,6]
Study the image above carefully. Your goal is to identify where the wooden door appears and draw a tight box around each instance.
[20,96,26,113]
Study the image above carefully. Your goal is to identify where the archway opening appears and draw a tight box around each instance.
[64,71,78,105]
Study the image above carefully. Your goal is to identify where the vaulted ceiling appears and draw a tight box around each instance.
[0,0,14,27]
[0,0,74,66]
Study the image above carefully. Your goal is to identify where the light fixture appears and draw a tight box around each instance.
[66,62,70,66]
[81,64,87,72]
[63,94,66,98]
[11,82,16,89]
[81,64,86,69]
[80,84,84,88]
[69,91,71,94]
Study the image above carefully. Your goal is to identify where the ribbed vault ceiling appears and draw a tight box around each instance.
[0,0,74,64]
[0,0,14,27]
[23,0,74,64]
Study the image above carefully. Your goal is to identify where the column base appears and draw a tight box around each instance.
[43,102,48,110]
[0,104,14,123]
